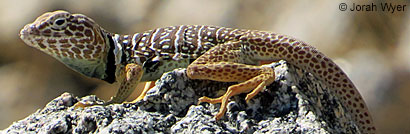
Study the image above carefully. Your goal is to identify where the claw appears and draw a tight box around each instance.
[214,111,224,120]
[198,96,223,105]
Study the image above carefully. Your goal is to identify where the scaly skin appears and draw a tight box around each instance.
[19,10,375,133]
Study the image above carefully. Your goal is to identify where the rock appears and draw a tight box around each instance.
[1,60,358,134]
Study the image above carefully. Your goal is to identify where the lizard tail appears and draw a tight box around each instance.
[239,32,376,133]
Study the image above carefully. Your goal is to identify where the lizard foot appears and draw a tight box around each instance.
[73,102,91,108]
[73,101,101,109]
[198,66,275,120]
[73,95,117,109]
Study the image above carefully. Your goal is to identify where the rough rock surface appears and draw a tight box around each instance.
[1,60,359,134]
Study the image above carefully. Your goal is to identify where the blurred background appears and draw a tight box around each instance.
[0,0,408,133]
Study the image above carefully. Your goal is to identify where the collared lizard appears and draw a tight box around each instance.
[19,10,375,133]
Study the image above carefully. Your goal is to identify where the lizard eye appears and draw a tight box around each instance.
[55,19,65,25]
[51,18,67,30]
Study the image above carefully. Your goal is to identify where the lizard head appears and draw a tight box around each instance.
[19,10,114,82]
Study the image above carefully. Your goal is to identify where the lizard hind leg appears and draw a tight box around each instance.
[197,66,275,120]
[188,41,276,120]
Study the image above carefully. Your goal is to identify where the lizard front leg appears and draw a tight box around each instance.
[128,81,156,103]
[105,63,143,105]
[187,41,275,120]
[74,63,143,108]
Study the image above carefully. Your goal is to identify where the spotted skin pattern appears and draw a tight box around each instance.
[19,10,375,133]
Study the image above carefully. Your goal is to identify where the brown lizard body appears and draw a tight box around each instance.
[19,10,375,133]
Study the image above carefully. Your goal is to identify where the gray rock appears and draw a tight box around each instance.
[1,60,358,134]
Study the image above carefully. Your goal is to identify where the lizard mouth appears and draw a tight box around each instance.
[19,24,50,49]
[19,24,40,40]
[19,23,65,44]
[19,25,29,39]
[19,24,36,47]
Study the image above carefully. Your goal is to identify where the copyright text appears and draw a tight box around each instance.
[339,2,406,13]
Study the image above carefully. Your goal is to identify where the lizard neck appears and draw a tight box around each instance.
[104,32,145,83]
[110,34,128,66]
[101,32,118,83]
[110,32,148,66]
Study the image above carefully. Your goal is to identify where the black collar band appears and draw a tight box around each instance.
[103,33,116,83]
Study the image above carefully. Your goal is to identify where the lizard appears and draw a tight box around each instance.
[19,10,375,133]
